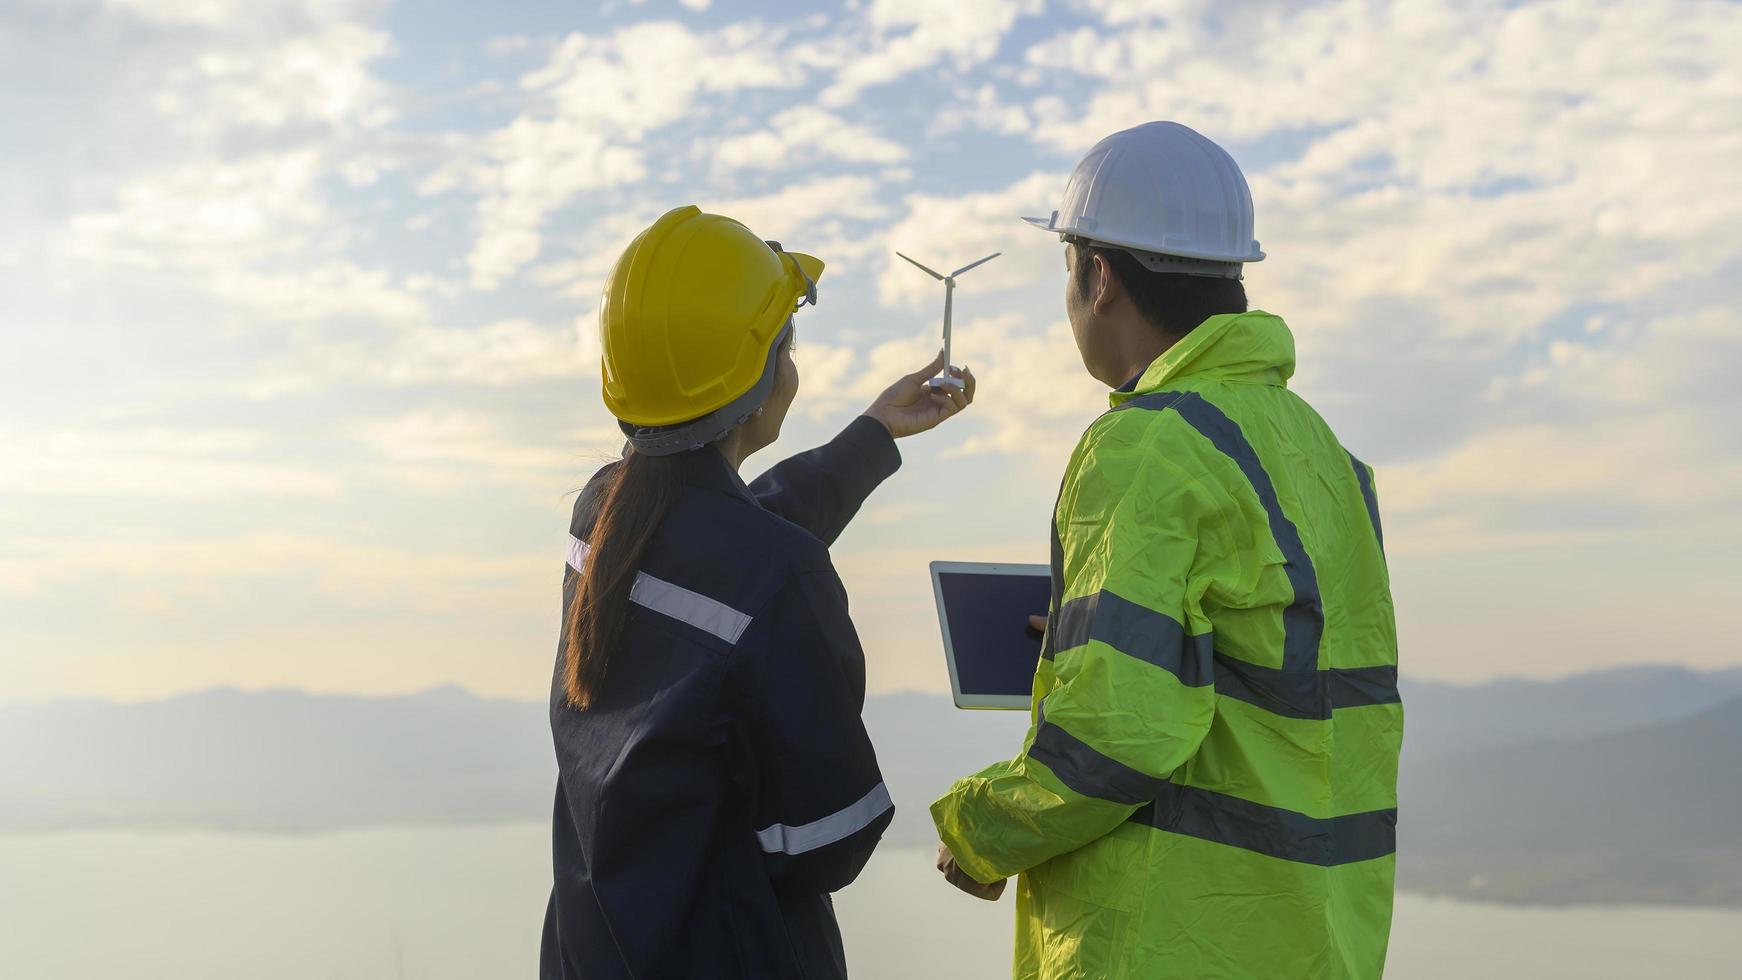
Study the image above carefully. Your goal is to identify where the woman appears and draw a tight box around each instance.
[540,205,976,979]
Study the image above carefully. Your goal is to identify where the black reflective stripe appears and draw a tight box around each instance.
[1043,592,1398,717]
[1348,451,1384,552]
[1028,702,1165,807]
[1040,592,1091,662]
[1331,664,1401,710]
[1119,391,1324,674]
[1040,590,1214,688]
[1041,472,1068,659]
[1212,657,1401,720]
[1212,655,1323,720]
[1130,783,1397,867]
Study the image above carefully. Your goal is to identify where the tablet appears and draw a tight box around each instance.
[930,561,1050,709]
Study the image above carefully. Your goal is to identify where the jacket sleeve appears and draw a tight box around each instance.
[930,414,1219,883]
[733,557,894,894]
[747,415,901,546]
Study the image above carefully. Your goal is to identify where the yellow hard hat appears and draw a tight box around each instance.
[600,205,824,432]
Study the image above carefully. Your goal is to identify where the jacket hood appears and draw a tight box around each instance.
[1110,310,1295,406]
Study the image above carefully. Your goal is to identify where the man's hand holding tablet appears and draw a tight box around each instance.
[928,565,1043,900]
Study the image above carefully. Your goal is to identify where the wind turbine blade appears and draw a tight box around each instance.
[950,252,1002,278]
[896,252,945,280]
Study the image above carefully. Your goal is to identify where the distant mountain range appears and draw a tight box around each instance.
[0,686,551,832]
[1398,664,1742,763]
[1400,690,1742,905]
[5,666,1741,906]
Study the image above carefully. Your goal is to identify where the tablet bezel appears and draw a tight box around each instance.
[929,560,1049,710]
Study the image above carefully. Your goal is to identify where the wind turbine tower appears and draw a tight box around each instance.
[895,250,1001,389]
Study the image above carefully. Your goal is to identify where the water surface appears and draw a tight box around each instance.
[1,826,1734,978]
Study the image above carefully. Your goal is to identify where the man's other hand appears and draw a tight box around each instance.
[937,842,1007,901]
[863,350,976,438]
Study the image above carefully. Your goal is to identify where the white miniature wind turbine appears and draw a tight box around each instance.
[895,250,1001,389]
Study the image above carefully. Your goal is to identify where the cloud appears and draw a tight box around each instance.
[930,82,1040,137]
[735,170,1111,471]
[48,1,419,331]
[0,425,343,499]
[66,148,428,326]
[351,411,621,496]
[427,19,809,289]
[1,529,548,616]
[935,316,1104,461]
[267,317,600,395]
[105,0,254,26]
[9,0,1742,698]
[424,123,644,292]
[1380,302,1742,539]
[790,311,1104,473]
[1023,24,1129,75]
[377,318,598,386]
[876,171,1065,306]
[1008,0,1742,552]
[1021,0,1742,340]
[104,0,387,29]
[779,339,862,423]
[212,263,428,326]
[706,174,895,233]
[708,106,909,174]
[821,0,1046,106]
[67,151,330,264]
[525,173,902,306]
[147,20,394,136]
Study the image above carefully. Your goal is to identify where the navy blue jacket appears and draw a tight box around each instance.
[541,417,901,979]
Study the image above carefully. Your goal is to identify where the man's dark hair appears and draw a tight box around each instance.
[1071,240,1247,337]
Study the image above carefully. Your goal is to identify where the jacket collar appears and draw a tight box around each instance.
[611,440,757,504]
[1109,310,1296,407]
[675,443,758,503]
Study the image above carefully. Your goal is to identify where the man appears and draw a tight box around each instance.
[930,122,1401,979]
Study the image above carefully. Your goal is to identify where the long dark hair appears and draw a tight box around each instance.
[562,450,684,709]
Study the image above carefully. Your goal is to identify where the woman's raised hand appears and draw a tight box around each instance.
[862,349,977,439]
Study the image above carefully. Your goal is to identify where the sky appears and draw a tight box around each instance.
[2,0,1740,704]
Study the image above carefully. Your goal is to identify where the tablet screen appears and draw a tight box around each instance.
[933,563,1050,708]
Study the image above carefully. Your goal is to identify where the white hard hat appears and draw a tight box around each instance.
[1023,121,1263,279]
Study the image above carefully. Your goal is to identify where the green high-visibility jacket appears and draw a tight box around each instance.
[932,311,1401,979]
